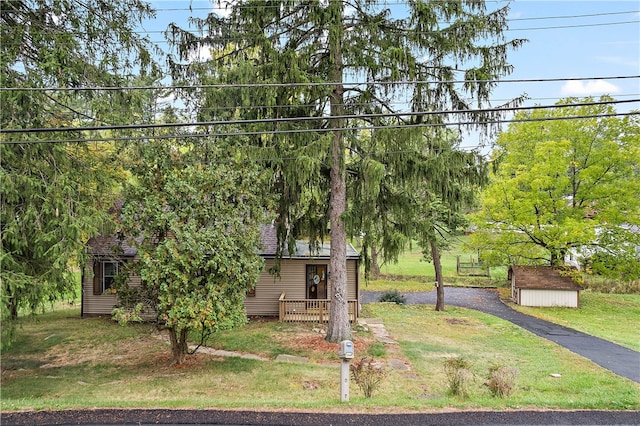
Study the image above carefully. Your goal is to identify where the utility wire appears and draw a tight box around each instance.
[2,111,636,146]
[75,93,637,116]
[151,2,638,22]
[2,75,638,92]
[508,20,638,32]
[2,10,634,42]
[2,98,637,135]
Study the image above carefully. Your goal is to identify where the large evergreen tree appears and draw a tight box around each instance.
[167,0,524,342]
[0,0,158,347]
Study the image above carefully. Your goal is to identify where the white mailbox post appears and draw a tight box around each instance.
[338,340,354,402]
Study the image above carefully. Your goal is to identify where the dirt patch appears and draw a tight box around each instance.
[40,331,168,369]
[275,330,376,361]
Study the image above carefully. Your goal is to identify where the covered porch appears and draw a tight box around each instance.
[278,292,358,323]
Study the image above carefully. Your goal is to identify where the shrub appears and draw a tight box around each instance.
[583,276,640,294]
[443,356,474,398]
[486,365,519,398]
[350,356,387,398]
[378,290,406,304]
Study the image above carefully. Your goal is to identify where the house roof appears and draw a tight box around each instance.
[509,265,582,291]
[86,235,139,257]
[88,224,360,260]
[259,224,360,259]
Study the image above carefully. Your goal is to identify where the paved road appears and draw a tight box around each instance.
[362,288,640,383]
[3,408,640,425]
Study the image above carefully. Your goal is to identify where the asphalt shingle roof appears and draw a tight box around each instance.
[510,265,582,291]
[88,224,359,260]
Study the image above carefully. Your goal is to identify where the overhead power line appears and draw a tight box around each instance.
[151,4,637,21]
[2,98,637,136]
[508,20,638,32]
[1,111,636,146]
[507,10,639,21]
[2,75,638,92]
[2,9,634,42]
[143,19,640,44]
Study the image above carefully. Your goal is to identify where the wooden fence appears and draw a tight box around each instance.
[456,256,490,277]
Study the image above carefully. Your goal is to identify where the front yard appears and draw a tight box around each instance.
[1,300,637,412]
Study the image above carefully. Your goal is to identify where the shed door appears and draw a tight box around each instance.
[306,265,327,299]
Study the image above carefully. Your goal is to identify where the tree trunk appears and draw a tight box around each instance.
[9,298,19,320]
[325,0,351,344]
[431,239,445,311]
[168,327,188,365]
[370,243,381,279]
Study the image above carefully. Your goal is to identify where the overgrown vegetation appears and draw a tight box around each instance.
[583,276,640,294]
[486,365,519,398]
[350,356,388,398]
[443,357,474,398]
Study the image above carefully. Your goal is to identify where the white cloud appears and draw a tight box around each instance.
[213,0,234,18]
[560,80,620,96]
[187,45,212,62]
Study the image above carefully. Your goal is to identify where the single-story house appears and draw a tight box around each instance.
[508,265,582,308]
[82,224,360,322]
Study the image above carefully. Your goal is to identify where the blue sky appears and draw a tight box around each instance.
[145,1,639,149]
[490,1,639,106]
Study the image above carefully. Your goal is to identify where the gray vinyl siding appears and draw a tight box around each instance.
[244,258,359,317]
[82,258,141,316]
[83,256,359,318]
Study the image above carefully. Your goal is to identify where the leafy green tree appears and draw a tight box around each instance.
[115,134,271,365]
[168,0,523,341]
[0,0,158,347]
[471,97,640,280]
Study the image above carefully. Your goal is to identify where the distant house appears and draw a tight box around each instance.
[508,265,582,308]
[82,225,360,322]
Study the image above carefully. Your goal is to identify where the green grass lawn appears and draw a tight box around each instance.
[3,246,638,412]
[376,236,508,283]
[1,305,638,412]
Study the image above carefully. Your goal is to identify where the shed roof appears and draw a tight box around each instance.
[510,265,582,291]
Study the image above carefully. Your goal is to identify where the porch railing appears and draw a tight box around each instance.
[278,292,358,323]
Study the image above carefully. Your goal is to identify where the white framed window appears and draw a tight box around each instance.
[102,261,118,292]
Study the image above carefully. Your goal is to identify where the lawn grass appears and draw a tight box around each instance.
[507,291,640,352]
[3,246,638,412]
[376,236,508,284]
[2,306,637,412]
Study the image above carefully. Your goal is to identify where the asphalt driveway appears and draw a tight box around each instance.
[361,288,640,383]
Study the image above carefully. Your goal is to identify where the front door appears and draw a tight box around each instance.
[306,264,327,299]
